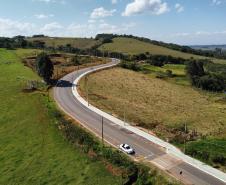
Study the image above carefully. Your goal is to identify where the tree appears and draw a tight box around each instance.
[186,60,205,78]
[13,35,27,48]
[186,60,205,86]
[36,53,54,83]
[71,55,80,66]
[33,40,45,49]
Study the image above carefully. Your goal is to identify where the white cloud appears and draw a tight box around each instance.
[0,18,36,37]
[35,14,54,19]
[212,0,222,5]
[33,0,53,2]
[0,16,135,38]
[167,30,226,45]
[32,0,66,4]
[90,7,116,19]
[40,22,63,36]
[66,21,136,37]
[88,19,96,24]
[122,0,169,16]
[111,0,117,4]
[66,23,96,37]
[175,3,184,13]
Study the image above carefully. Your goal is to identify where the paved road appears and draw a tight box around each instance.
[54,60,225,185]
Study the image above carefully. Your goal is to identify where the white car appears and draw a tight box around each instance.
[119,144,135,155]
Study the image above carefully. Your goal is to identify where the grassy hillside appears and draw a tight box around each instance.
[0,49,121,185]
[99,37,226,64]
[27,37,99,49]
[79,67,226,138]
[79,67,226,171]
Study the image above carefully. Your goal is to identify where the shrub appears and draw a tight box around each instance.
[166,70,173,77]
[148,59,164,67]
[212,155,226,165]
[120,61,142,71]
[198,74,225,92]
[186,60,205,78]
[71,55,80,66]
[147,55,185,67]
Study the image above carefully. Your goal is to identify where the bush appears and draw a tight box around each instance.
[148,59,164,67]
[198,74,225,92]
[102,38,113,44]
[120,61,142,71]
[186,60,205,78]
[212,155,226,165]
[166,70,173,77]
[156,72,167,79]
[147,55,185,67]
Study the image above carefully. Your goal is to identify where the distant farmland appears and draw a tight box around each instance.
[27,37,100,49]
[99,37,226,64]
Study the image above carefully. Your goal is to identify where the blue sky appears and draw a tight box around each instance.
[0,0,226,45]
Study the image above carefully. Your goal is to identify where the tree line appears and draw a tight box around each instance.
[186,60,226,92]
[2,33,226,60]
[95,33,226,60]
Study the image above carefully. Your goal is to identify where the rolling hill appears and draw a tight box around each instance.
[27,37,100,49]
[99,37,226,64]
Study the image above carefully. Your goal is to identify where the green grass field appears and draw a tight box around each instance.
[142,64,190,86]
[27,37,100,49]
[143,64,185,75]
[99,37,226,64]
[0,49,121,185]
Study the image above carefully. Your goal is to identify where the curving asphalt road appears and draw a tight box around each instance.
[54,60,226,185]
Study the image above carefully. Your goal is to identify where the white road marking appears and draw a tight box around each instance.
[144,153,154,159]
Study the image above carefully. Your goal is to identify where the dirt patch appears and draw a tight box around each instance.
[23,53,109,81]
[105,162,124,176]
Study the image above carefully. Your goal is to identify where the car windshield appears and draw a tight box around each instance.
[125,146,130,149]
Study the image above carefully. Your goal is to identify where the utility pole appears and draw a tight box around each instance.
[57,68,59,80]
[48,89,50,102]
[184,138,186,153]
[85,76,89,106]
[123,103,126,126]
[123,76,126,126]
[101,116,104,145]
[184,111,187,153]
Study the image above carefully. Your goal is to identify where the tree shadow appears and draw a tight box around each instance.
[56,80,73,88]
